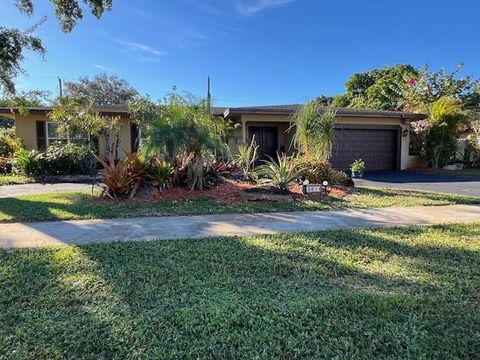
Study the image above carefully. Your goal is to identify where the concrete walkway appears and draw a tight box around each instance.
[0,183,92,198]
[1,204,480,248]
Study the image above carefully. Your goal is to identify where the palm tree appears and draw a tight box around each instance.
[142,93,226,190]
[291,100,336,161]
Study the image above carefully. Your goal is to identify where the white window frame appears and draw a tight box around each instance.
[46,122,88,147]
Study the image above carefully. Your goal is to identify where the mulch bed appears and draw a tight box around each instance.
[151,180,348,205]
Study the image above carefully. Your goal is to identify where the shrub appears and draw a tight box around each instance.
[302,160,352,186]
[0,157,12,174]
[0,128,23,157]
[350,159,365,173]
[13,149,44,175]
[256,154,306,194]
[44,143,97,175]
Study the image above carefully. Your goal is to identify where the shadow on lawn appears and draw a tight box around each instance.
[2,225,477,358]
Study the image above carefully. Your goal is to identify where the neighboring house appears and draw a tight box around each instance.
[0,104,427,171]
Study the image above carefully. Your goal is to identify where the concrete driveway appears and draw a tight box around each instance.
[354,171,480,197]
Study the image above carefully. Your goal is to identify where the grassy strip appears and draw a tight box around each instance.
[1,224,479,358]
[0,174,34,185]
[442,167,480,178]
[0,186,479,222]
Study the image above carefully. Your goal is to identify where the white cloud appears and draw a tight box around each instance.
[137,56,161,63]
[93,64,114,72]
[236,0,295,15]
[117,40,166,57]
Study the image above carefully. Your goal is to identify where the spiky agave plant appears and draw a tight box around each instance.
[256,153,306,194]
[291,101,336,161]
[235,135,259,180]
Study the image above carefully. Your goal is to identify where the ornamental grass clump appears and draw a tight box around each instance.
[291,101,336,161]
[235,135,258,180]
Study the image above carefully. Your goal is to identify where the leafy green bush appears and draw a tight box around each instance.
[13,149,44,175]
[43,143,96,175]
[0,157,12,174]
[13,144,96,176]
[0,128,23,157]
[256,154,306,193]
[350,159,365,173]
[303,160,352,186]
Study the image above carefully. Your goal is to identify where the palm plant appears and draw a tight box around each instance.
[256,153,306,194]
[291,100,336,161]
[142,93,227,190]
[235,135,259,180]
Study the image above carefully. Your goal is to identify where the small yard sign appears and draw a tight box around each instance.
[302,181,329,195]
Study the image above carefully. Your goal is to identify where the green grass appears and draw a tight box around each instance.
[1,224,479,358]
[0,186,479,223]
[443,167,480,178]
[0,174,34,185]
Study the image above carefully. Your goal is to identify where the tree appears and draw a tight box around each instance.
[425,97,465,167]
[65,74,138,105]
[142,93,227,191]
[0,89,51,127]
[331,64,418,111]
[1,0,112,94]
[291,100,336,161]
[49,96,122,158]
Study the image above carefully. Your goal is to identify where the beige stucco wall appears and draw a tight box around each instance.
[13,113,132,158]
[230,114,421,170]
[13,111,424,170]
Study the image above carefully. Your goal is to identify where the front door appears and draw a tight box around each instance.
[249,127,278,162]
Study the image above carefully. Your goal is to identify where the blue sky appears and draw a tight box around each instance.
[2,0,480,106]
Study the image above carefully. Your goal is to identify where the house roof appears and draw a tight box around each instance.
[0,105,228,117]
[225,104,428,120]
[0,104,427,121]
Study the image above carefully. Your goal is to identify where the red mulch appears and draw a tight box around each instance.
[151,180,348,205]
[153,180,256,205]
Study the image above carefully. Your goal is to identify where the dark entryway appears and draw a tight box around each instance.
[330,128,399,172]
[249,127,278,161]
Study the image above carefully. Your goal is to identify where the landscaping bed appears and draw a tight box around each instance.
[0,185,479,223]
[1,224,478,358]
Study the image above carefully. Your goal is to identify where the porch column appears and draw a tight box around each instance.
[241,119,247,144]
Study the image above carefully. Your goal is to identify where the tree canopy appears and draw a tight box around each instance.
[64,74,138,105]
[1,0,112,95]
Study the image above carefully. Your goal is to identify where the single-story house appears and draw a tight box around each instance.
[0,104,427,171]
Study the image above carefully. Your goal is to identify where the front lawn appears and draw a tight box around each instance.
[1,224,478,358]
[0,174,34,185]
[444,167,480,178]
[0,187,479,222]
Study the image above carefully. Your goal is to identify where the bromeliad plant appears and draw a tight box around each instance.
[147,157,175,190]
[94,153,132,200]
[256,153,306,194]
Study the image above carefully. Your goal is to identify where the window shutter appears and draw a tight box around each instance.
[36,121,46,150]
[130,122,139,152]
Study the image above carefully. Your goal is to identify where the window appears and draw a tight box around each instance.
[46,122,68,146]
[46,122,88,146]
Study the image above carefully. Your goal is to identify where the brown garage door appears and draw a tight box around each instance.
[330,128,399,172]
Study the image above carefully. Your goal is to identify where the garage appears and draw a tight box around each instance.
[330,127,400,172]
